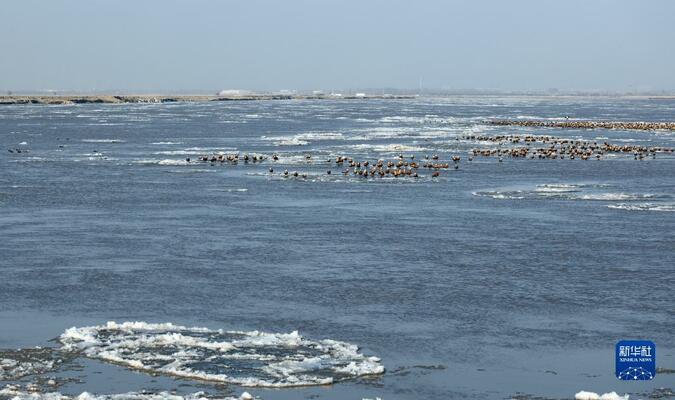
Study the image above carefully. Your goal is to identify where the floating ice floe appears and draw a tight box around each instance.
[0,348,65,380]
[574,390,628,400]
[58,322,384,388]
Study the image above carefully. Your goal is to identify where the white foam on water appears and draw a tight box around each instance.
[271,137,308,146]
[269,154,318,165]
[8,157,48,163]
[130,159,189,166]
[612,138,638,143]
[77,153,109,159]
[0,386,252,400]
[607,202,675,212]
[171,169,215,173]
[158,160,190,166]
[378,115,458,124]
[339,143,429,153]
[58,322,384,388]
[345,127,418,141]
[163,148,237,154]
[535,184,581,193]
[575,391,629,400]
[282,132,345,142]
[81,139,125,143]
[569,193,657,201]
[474,184,662,203]
[78,157,117,162]
[183,148,231,152]
[212,188,248,193]
[514,115,570,121]
[472,191,525,200]
[153,151,203,156]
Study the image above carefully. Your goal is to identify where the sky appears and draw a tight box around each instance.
[1,0,674,93]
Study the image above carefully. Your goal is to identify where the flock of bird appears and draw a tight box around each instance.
[186,152,460,179]
[6,130,673,180]
[182,134,673,179]
[461,134,674,161]
[487,119,675,131]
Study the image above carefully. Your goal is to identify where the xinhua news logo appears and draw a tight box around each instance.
[615,340,655,381]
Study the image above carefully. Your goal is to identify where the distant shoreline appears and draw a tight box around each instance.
[2,93,675,106]
[0,94,415,105]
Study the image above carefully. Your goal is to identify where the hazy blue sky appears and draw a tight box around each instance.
[1,0,674,93]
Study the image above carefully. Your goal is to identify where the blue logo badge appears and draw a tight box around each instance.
[616,340,655,380]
